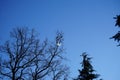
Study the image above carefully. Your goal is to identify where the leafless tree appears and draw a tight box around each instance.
[50,61,69,80]
[0,27,69,80]
[26,32,69,80]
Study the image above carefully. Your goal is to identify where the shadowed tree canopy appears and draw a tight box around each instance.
[114,15,120,27]
[111,14,120,46]
[0,27,69,80]
[74,52,100,80]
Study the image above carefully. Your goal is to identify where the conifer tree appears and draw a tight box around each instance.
[111,15,120,46]
[74,52,99,80]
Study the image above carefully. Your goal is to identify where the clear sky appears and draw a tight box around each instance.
[0,0,120,80]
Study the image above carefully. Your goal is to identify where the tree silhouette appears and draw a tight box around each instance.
[111,15,120,46]
[74,52,100,80]
[114,15,120,27]
[0,27,69,80]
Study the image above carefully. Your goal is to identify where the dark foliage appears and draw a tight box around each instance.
[111,14,120,46]
[74,53,100,80]
[110,31,120,42]
[114,15,120,27]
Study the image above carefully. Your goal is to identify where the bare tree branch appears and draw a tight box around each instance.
[0,27,69,80]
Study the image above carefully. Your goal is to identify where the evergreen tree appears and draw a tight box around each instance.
[111,15,120,46]
[114,15,120,27]
[74,52,99,80]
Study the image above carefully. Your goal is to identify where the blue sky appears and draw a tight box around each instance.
[0,0,120,80]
